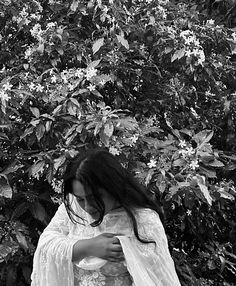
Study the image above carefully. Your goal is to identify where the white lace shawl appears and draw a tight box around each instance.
[31,196,181,286]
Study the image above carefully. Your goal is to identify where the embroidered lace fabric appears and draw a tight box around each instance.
[31,195,181,286]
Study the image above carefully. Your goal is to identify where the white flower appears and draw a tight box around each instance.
[180,30,192,39]
[192,48,199,57]
[51,75,57,83]
[3,82,12,90]
[178,140,187,148]
[190,107,200,119]
[47,22,56,29]
[186,209,192,216]
[87,84,96,92]
[31,13,41,20]
[194,39,200,46]
[86,67,97,80]
[36,84,44,92]
[75,69,83,78]
[30,23,42,38]
[25,47,33,58]
[189,159,199,170]
[99,79,106,86]
[232,32,236,42]
[24,18,31,25]
[178,149,187,158]
[205,90,215,97]
[68,83,74,91]
[20,7,28,18]
[147,159,157,168]
[140,44,145,50]
[130,134,139,144]
[185,36,195,45]
[109,146,120,156]
[186,146,195,156]
[0,90,10,101]
[51,179,63,194]
[29,83,35,91]
[61,70,69,83]
[185,50,192,57]
[206,19,215,26]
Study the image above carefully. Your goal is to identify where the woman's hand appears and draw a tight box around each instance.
[88,233,124,263]
[72,233,124,263]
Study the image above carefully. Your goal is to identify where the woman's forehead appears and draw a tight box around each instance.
[72,180,91,197]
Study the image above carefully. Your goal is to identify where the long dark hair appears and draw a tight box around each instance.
[63,148,165,244]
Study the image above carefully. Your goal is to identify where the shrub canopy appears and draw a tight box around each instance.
[0,0,236,285]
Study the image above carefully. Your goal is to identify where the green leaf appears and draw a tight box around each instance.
[171,48,185,62]
[30,202,48,225]
[30,107,40,118]
[116,35,129,49]
[28,161,45,177]
[15,231,28,251]
[46,164,54,183]
[87,59,101,69]
[53,156,66,172]
[0,174,12,199]
[178,182,190,188]
[11,202,30,220]
[166,186,179,200]
[37,43,44,53]
[196,175,212,205]
[36,123,45,141]
[207,160,224,167]
[0,245,12,262]
[92,38,104,54]
[70,0,79,11]
[193,130,213,146]
[0,132,9,140]
[70,98,80,107]
[94,122,103,136]
[218,190,235,201]
[67,101,77,116]
[173,158,186,167]
[100,130,109,146]
[21,266,31,284]
[67,149,79,158]
[103,121,114,137]
[20,126,34,141]
[2,162,24,175]
[199,166,216,178]
[116,117,139,131]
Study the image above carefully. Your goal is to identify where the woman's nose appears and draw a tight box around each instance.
[84,200,94,213]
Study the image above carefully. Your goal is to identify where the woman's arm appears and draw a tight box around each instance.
[31,202,81,286]
[134,208,181,286]
[118,208,181,286]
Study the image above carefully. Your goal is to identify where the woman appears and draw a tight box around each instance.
[31,149,181,286]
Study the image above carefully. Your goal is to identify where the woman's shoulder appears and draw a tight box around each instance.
[133,207,161,225]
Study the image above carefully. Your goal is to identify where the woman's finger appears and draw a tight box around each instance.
[103,232,124,237]
[110,251,124,259]
[110,244,123,252]
[108,256,125,262]
[112,236,121,244]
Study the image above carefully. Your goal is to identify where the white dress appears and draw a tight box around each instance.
[31,196,181,286]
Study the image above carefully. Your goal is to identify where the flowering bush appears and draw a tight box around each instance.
[0,0,236,285]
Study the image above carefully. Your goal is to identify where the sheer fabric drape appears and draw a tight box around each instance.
[31,196,181,286]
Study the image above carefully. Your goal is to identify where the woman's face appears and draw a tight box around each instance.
[72,179,117,218]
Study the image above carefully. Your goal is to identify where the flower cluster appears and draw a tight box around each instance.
[178,140,200,171]
[180,30,205,65]
[51,179,63,194]
[12,3,42,26]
